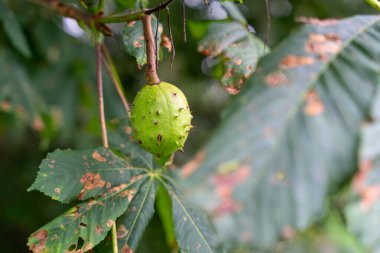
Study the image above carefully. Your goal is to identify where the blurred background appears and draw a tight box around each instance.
[0,0,376,251]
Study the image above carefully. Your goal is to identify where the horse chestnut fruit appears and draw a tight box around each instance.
[131,82,193,158]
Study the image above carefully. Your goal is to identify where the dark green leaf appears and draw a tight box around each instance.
[182,15,380,250]
[122,15,162,68]
[28,147,148,203]
[117,177,158,252]
[0,5,31,58]
[0,50,44,125]
[163,177,220,253]
[345,87,380,253]
[27,175,148,253]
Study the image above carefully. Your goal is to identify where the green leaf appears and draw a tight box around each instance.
[0,4,32,58]
[122,15,162,68]
[197,20,266,94]
[345,87,380,253]
[162,177,220,253]
[28,147,148,203]
[115,0,149,9]
[182,15,380,250]
[27,174,148,253]
[254,212,366,253]
[0,50,45,125]
[108,117,155,170]
[117,177,158,252]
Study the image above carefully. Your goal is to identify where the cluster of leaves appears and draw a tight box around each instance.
[28,118,219,252]
[5,0,380,252]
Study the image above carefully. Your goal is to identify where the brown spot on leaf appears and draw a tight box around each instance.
[96,225,103,235]
[161,34,172,52]
[92,151,107,162]
[234,59,243,65]
[120,189,137,201]
[265,71,288,86]
[121,244,134,253]
[280,55,315,69]
[127,21,136,27]
[281,226,296,239]
[0,100,12,112]
[182,150,206,178]
[133,40,143,48]
[212,165,250,216]
[83,243,93,251]
[117,225,129,238]
[32,115,45,132]
[106,220,114,228]
[124,126,132,135]
[55,187,61,194]
[305,33,341,59]
[304,90,325,116]
[353,160,380,211]
[29,229,48,253]
[78,173,106,199]
[296,17,339,26]
[224,86,240,95]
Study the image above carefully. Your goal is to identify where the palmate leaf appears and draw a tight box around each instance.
[122,15,162,68]
[162,177,220,253]
[195,3,266,94]
[28,147,148,203]
[181,15,380,250]
[345,88,380,253]
[27,174,148,253]
[117,177,158,252]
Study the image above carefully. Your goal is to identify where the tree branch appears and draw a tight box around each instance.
[31,0,179,35]
[31,0,113,35]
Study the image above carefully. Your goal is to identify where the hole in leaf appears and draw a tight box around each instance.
[68,244,76,251]
[77,237,84,249]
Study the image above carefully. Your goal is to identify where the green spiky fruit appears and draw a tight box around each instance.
[131,82,193,158]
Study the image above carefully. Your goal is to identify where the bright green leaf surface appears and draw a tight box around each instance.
[182,15,380,250]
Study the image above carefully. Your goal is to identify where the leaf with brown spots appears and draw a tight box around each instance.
[191,6,268,94]
[182,15,380,250]
[27,175,147,253]
[28,147,146,203]
[122,15,162,68]
[346,91,380,252]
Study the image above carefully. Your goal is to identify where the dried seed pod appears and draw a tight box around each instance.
[131,82,193,157]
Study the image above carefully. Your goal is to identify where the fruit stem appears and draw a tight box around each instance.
[142,14,161,85]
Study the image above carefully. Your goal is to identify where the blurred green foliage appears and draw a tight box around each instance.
[0,0,376,252]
